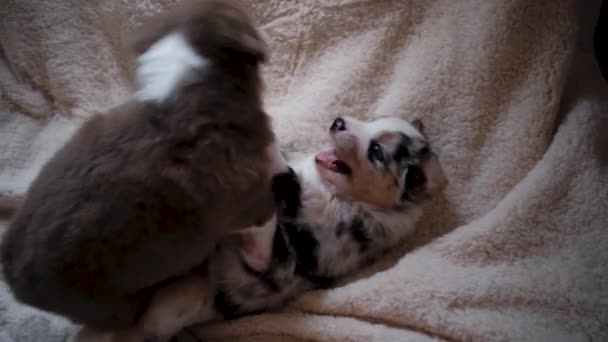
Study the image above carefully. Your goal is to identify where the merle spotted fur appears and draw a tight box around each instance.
[205,166,420,320]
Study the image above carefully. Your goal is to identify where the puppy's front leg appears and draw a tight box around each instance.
[238,138,288,271]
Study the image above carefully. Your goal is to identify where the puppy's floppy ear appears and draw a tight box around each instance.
[130,16,173,56]
[187,0,268,64]
[411,118,425,135]
[215,23,267,63]
[421,153,448,197]
[130,0,268,63]
[130,1,188,56]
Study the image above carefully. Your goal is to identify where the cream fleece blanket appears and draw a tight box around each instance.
[1,0,607,341]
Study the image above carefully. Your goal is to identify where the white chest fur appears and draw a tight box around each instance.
[291,157,423,277]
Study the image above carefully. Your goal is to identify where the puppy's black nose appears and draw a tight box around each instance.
[330,117,346,132]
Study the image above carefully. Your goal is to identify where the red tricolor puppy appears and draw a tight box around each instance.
[1,0,286,335]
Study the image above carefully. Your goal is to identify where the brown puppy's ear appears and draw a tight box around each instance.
[130,0,268,64]
[131,25,163,56]
[411,118,425,135]
[215,24,267,64]
[130,6,181,56]
[183,0,268,64]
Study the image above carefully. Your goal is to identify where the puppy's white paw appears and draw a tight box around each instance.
[239,214,277,271]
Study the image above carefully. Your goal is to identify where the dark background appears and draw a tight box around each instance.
[596,0,607,80]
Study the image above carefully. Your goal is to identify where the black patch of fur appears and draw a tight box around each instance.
[272,168,302,219]
[410,119,424,134]
[214,288,241,320]
[348,218,369,253]
[272,224,291,264]
[260,273,280,292]
[283,222,319,276]
[304,275,336,289]
[394,134,411,162]
[240,260,281,293]
[335,222,347,237]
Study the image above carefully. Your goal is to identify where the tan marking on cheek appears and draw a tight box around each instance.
[333,133,359,170]
[348,163,401,208]
[330,131,401,207]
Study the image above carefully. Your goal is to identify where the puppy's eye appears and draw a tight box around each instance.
[369,142,384,163]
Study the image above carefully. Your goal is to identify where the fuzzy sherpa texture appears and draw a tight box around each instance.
[1,0,607,341]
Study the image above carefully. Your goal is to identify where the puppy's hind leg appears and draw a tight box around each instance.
[134,274,217,341]
[76,275,216,342]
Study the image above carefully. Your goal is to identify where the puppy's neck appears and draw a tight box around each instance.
[135,32,208,104]
[292,156,356,226]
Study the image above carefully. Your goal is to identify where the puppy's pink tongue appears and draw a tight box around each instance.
[315,149,338,169]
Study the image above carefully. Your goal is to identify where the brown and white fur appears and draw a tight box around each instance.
[84,116,448,341]
[1,0,287,334]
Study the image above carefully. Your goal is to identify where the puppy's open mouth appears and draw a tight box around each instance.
[405,165,426,189]
[315,149,352,175]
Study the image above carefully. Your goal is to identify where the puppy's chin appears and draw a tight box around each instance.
[314,149,351,195]
[315,152,448,208]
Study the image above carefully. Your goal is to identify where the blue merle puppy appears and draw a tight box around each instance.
[91,116,447,342]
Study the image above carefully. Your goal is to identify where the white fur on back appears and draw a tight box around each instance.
[135,32,207,103]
